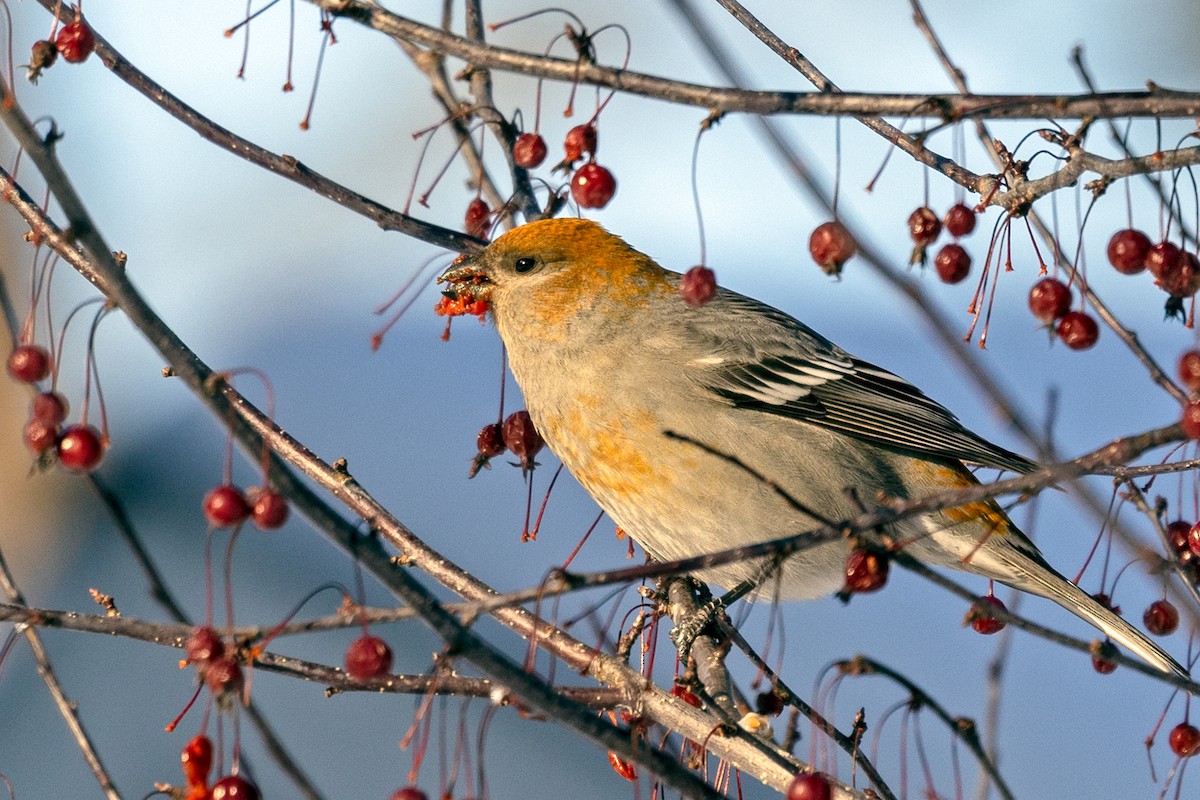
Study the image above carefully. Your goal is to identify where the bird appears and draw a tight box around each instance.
[439,216,1187,679]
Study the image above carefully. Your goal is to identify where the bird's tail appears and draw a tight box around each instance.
[1015,559,1188,680]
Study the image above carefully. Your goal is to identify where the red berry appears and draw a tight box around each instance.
[1182,400,1200,440]
[250,488,289,530]
[563,124,598,163]
[1091,640,1119,674]
[1027,277,1072,323]
[969,595,1007,635]
[464,197,490,239]
[933,243,971,284]
[679,265,717,306]
[204,655,244,695]
[943,203,976,238]
[1189,523,1200,558]
[907,206,942,246]
[32,391,68,424]
[1056,311,1099,350]
[1177,352,1200,397]
[203,484,251,528]
[570,163,616,209]
[808,221,857,276]
[210,775,260,800]
[513,132,548,169]
[843,548,888,594]
[671,682,702,707]
[23,419,59,454]
[607,751,638,782]
[1170,722,1200,758]
[186,626,225,664]
[787,772,833,800]
[345,633,393,680]
[7,344,51,383]
[1143,599,1180,636]
[502,410,544,470]
[54,18,96,64]
[477,423,506,457]
[1168,520,1194,557]
[1106,228,1151,274]
[181,734,214,789]
[1157,250,1200,298]
[390,789,430,800]
[57,424,104,471]
[1146,241,1183,280]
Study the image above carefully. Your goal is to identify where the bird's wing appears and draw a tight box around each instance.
[674,288,1039,475]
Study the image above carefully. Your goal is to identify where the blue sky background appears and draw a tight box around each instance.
[2,2,1200,798]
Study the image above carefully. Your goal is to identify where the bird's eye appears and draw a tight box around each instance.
[514,256,538,273]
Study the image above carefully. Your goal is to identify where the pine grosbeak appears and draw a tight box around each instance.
[440,217,1185,678]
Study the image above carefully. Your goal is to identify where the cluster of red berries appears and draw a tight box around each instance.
[182,625,244,699]
[908,202,977,283]
[8,343,107,471]
[27,14,95,82]
[1026,276,1099,350]
[1106,228,1200,318]
[203,484,289,530]
[177,733,261,800]
[511,123,617,210]
[1176,350,1200,440]
[470,409,545,477]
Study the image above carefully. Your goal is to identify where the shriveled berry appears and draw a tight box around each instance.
[1170,722,1200,758]
[1143,599,1180,636]
[755,690,784,716]
[1158,250,1200,298]
[23,419,58,454]
[1056,311,1099,350]
[181,734,214,789]
[680,265,717,306]
[907,206,942,246]
[32,391,68,424]
[570,163,616,209]
[469,422,506,478]
[843,548,888,593]
[210,774,260,800]
[1106,228,1151,274]
[27,39,58,83]
[563,124,598,163]
[502,410,544,470]
[1028,277,1072,323]
[1179,350,1200,392]
[943,203,976,238]
[1182,400,1200,440]
[389,788,430,800]
[7,344,51,383]
[204,655,244,695]
[464,197,490,239]
[57,424,104,471]
[1146,241,1183,280]
[808,221,856,276]
[185,626,225,664]
[608,751,638,782]
[203,485,250,528]
[250,488,289,530]
[345,633,393,680]
[787,772,833,800]
[55,18,96,64]
[1091,639,1119,674]
[513,132,548,169]
[934,243,971,284]
[968,595,1007,635]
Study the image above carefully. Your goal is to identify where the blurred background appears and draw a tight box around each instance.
[2,1,1199,798]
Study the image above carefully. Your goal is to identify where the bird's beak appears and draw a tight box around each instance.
[437,252,490,288]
